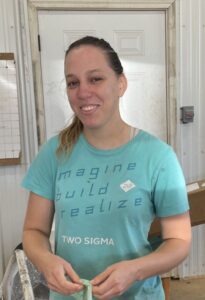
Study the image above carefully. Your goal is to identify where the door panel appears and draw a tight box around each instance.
[38,11,166,141]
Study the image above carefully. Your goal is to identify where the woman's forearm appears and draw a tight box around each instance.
[23,229,53,272]
[133,238,191,281]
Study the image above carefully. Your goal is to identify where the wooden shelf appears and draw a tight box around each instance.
[0,53,14,60]
[0,156,21,166]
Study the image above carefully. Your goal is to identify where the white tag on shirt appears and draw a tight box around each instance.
[120,180,136,192]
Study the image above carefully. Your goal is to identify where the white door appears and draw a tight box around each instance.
[38,11,166,141]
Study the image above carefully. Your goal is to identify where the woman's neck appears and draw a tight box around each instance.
[83,122,132,150]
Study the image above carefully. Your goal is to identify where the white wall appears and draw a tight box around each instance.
[176,0,205,278]
[178,0,205,183]
[0,0,205,281]
[0,0,31,281]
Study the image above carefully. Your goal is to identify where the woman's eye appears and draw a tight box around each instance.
[90,77,102,84]
[67,81,79,89]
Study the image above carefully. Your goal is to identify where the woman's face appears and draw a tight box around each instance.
[65,45,127,131]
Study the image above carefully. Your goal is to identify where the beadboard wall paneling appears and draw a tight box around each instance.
[0,0,29,282]
[176,0,205,279]
[199,0,205,180]
[0,165,28,281]
[0,0,15,52]
[179,0,205,183]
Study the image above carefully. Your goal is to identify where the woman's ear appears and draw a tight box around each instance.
[118,74,127,97]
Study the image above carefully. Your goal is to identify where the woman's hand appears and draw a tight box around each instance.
[40,252,83,295]
[91,260,136,300]
[90,212,191,300]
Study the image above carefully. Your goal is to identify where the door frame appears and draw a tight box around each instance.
[27,0,177,147]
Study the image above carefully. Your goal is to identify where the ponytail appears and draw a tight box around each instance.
[57,115,83,156]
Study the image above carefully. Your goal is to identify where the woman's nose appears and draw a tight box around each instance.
[77,82,92,99]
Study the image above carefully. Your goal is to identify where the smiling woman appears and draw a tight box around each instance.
[21,36,191,300]
[63,37,128,151]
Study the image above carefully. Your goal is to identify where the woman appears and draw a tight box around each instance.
[22,36,191,300]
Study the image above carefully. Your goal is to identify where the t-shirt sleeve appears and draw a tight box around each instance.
[152,148,189,217]
[21,137,59,200]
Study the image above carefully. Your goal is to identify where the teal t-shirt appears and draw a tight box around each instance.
[22,130,189,300]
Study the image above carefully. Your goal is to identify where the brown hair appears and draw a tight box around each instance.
[57,36,123,156]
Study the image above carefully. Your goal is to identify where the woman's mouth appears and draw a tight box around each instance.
[80,105,99,112]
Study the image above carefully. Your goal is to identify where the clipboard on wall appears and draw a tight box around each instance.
[0,53,21,166]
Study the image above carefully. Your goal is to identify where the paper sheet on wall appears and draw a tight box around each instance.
[0,54,21,161]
